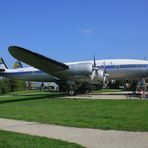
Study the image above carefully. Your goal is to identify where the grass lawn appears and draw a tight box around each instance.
[0,130,83,148]
[0,91,148,131]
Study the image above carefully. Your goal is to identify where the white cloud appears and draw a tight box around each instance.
[79,28,95,35]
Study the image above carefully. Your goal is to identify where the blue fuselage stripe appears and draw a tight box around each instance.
[1,64,148,76]
[98,64,148,69]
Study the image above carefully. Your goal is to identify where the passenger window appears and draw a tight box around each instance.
[116,65,120,68]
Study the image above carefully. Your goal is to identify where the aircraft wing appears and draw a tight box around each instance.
[8,46,69,74]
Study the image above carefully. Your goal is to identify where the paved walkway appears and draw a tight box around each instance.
[63,91,148,100]
[0,118,148,148]
[64,94,138,100]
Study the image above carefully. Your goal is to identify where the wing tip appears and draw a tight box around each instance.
[8,46,22,52]
[8,46,30,59]
[8,46,19,55]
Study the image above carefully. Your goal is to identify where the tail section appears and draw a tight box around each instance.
[13,60,23,69]
[0,57,8,71]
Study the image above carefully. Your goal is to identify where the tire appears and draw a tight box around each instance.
[68,89,77,96]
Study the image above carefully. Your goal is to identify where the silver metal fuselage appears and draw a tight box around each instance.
[1,59,148,82]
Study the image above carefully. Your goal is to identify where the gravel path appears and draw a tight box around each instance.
[0,118,148,148]
[62,91,148,100]
[63,94,138,100]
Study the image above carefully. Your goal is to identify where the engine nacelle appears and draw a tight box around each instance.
[67,63,92,75]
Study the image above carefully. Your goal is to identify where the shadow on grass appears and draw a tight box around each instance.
[0,93,66,104]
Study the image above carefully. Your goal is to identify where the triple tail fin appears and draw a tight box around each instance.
[13,60,23,69]
[0,57,8,72]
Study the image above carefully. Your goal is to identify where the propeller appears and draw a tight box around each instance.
[102,62,109,85]
[91,55,104,81]
[91,55,99,80]
[91,56,109,84]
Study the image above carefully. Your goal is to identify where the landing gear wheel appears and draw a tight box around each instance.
[68,89,77,96]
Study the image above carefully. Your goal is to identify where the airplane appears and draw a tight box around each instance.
[0,46,148,95]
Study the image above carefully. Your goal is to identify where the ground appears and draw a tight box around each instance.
[0,90,148,147]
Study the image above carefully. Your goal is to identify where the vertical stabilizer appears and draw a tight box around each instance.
[0,58,8,71]
[13,60,23,69]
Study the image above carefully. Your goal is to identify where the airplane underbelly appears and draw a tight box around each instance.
[108,68,148,79]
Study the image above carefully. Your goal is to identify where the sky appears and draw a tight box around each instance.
[0,0,148,68]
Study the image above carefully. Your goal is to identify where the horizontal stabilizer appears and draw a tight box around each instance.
[8,46,69,74]
[0,57,7,71]
[13,60,23,69]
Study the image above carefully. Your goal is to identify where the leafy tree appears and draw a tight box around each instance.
[0,77,26,94]
[9,79,26,92]
[0,78,11,94]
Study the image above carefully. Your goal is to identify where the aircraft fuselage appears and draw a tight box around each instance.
[1,59,148,82]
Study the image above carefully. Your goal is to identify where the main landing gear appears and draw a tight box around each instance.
[59,81,91,96]
[68,89,77,96]
[67,83,91,96]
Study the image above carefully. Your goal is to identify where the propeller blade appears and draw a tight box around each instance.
[91,70,96,80]
[103,74,109,85]
[102,62,106,74]
[103,75,106,85]
[93,54,96,67]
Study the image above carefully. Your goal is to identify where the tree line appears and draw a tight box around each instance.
[0,77,26,94]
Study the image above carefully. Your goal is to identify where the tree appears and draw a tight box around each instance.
[0,78,11,94]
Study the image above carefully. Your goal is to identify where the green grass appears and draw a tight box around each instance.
[0,130,83,148]
[0,91,148,131]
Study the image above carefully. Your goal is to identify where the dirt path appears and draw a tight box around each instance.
[0,118,148,148]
